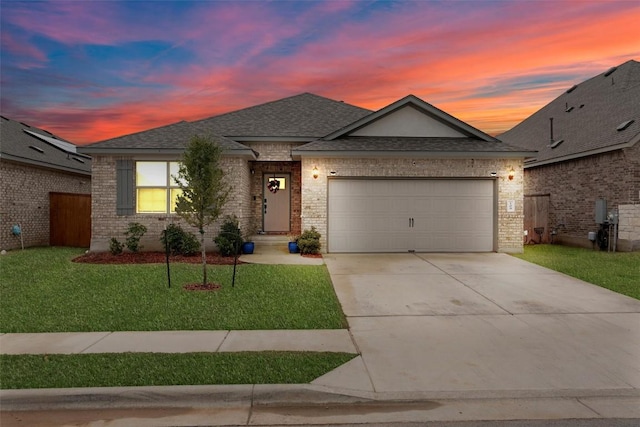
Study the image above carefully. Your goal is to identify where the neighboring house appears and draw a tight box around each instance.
[500,60,640,251]
[0,116,92,250]
[79,93,534,253]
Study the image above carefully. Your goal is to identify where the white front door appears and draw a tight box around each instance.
[263,173,290,232]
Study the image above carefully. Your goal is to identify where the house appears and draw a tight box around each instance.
[0,116,92,250]
[79,93,534,253]
[499,60,640,251]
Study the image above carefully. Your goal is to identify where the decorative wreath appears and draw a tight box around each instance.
[267,179,280,193]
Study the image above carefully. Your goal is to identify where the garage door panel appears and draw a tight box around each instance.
[328,179,494,252]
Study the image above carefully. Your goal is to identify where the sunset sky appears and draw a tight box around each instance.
[1,0,639,145]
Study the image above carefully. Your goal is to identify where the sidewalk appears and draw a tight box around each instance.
[0,330,355,354]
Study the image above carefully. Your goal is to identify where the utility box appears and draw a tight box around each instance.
[595,199,607,224]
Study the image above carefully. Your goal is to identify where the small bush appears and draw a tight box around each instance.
[124,222,147,252]
[161,224,201,256]
[214,215,243,256]
[298,226,321,255]
[109,238,124,255]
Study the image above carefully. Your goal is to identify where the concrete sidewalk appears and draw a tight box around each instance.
[0,330,356,354]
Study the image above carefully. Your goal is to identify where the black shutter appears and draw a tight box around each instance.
[116,159,134,215]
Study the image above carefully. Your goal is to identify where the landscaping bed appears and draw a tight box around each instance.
[73,251,243,265]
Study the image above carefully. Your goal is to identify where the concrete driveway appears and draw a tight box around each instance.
[313,253,640,400]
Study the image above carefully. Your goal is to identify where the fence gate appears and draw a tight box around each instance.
[524,195,550,244]
[50,192,91,247]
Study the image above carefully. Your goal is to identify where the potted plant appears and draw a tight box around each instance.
[288,234,300,253]
[241,224,256,254]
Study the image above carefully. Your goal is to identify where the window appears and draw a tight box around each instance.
[136,161,182,213]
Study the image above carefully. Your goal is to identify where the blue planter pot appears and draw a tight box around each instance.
[288,242,299,253]
[242,242,255,254]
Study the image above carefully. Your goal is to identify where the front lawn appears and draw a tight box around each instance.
[512,244,639,299]
[0,247,347,332]
[0,352,356,389]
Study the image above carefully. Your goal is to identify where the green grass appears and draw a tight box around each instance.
[512,245,640,299]
[0,247,347,332]
[0,352,356,389]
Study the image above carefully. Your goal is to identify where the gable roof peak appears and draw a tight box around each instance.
[324,94,498,142]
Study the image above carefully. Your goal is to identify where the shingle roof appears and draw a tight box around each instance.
[499,60,640,167]
[80,120,253,155]
[293,136,533,158]
[0,116,91,175]
[192,93,372,138]
[80,93,372,155]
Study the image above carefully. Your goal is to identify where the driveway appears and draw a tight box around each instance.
[313,253,640,399]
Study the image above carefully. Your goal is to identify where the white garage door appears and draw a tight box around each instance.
[328,179,494,252]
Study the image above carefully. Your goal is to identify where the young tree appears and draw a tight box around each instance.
[174,135,230,286]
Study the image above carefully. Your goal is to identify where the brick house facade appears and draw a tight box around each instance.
[0,161,90,250]
[524,143,639,250]
[500,60,640,251]
[80,93,533,253]
[0,117,91,251]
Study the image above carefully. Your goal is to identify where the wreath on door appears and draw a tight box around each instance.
[267,178,280,193]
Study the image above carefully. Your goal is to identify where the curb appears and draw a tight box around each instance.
[2,383,639,411]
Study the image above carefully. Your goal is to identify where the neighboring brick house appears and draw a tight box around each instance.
[500,60,640,251]
[0,116,92,250]
[80,93,534,253]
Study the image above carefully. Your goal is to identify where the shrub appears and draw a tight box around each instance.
[109,238,124,255]
[124,222,147,252]
[161,224,201,256]
[298,226,321,255]
[214,215,243,256]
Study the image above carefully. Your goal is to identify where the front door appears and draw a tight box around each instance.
[263,173,290,232]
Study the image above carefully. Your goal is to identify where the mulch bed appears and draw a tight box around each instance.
[182,283,221,291]
[73,251,244,265]
[301,253,323,258]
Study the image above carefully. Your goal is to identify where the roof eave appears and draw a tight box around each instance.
[524,139,638,169]
[78,147,258,160]
[291,150,536,160]
[227,136,319,143]
[0,153,92,176]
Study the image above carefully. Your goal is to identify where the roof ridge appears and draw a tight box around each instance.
[192,92,369,124]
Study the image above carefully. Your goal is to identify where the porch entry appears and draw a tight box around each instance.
[263,173,291,232]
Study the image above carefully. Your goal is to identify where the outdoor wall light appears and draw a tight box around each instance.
[490,172,497,177]
[508,167,515,181]
[312,166,319,179]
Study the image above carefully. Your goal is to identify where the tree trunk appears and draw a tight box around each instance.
[200,230,207,286]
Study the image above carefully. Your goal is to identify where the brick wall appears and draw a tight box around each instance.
[618,204,640,251]
[300,158,524,253]
[524,143,640,250]
[0,161,91,250]
[89,155,251,252]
